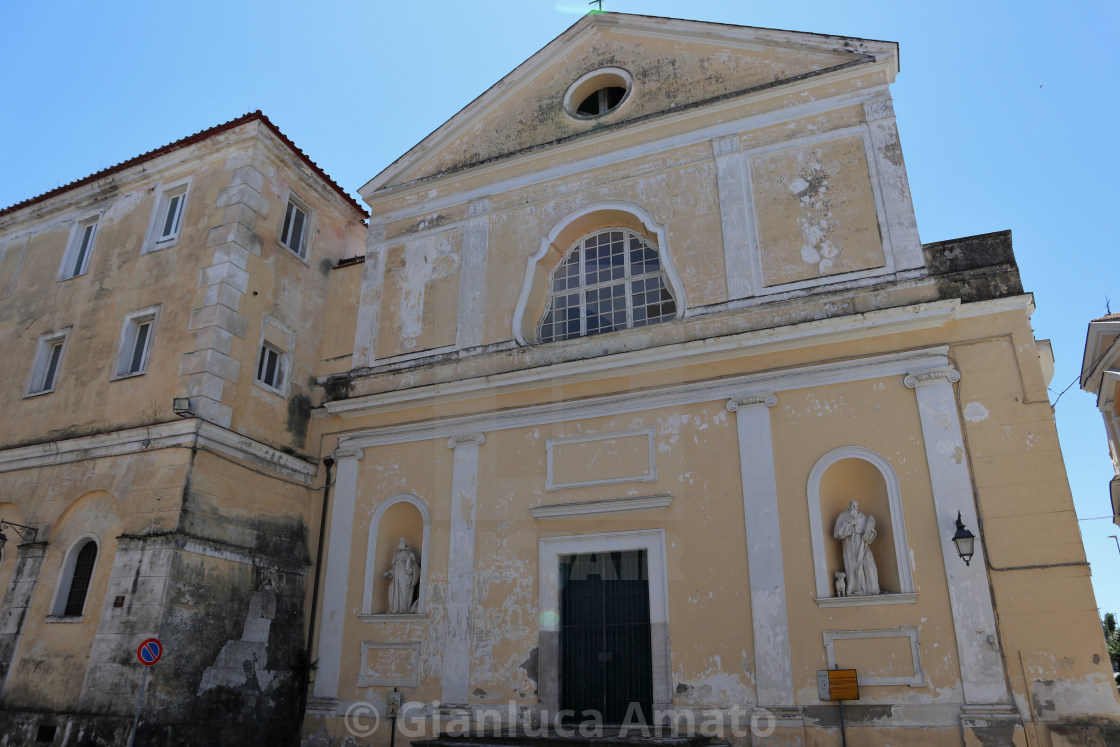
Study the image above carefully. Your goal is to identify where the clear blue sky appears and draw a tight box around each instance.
[2,1,1118,616]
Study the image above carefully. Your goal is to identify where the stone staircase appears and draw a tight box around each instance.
[414,729,728,747]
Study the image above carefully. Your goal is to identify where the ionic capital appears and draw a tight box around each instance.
[712,135,741,157]
[864,98,896,122]
[726,393,777,412]
[331,446,365,462]
[903,367,961,389]
[447,433,486,449]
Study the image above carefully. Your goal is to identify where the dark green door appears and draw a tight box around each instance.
[559,550,652,724]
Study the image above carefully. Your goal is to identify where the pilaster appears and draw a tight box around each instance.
[904,368,1012,707]
[352,225,387,368]
[313,446,365,701]
[864,97,923,270]
[726,394,797,710]
[456,199,490,351]
[712,136,756,301]
[443,432,485,706]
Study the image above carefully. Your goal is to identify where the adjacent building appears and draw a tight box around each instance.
[0,112,365,744]
[0,11,1116,747]
[1082,315,1120,523]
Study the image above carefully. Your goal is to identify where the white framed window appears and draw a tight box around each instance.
[59,214,99,280]
[537,227,677,343]
[254,315,294,395]
[143,178,191,252]
[278,193,312,259]
[25,328,72,397]
[112,305,161,379]
[49,536,99,618]
[256,343,285,390]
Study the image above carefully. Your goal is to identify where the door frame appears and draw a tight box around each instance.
[538,529,671,718]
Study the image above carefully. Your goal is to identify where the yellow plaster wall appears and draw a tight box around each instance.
[751,134,885,286]
[1,490,122,710]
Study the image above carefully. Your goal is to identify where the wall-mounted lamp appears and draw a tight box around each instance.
[172,397,193,417]
[0,519,38,557]
[951,511,976,566]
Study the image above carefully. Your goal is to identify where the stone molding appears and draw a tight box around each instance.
[335,348,953,443]
[529,494,673,520]
[903,367,961,388]
[0,419,315,482]
[712,135,741,157]
[446,433,486,449]
[863,98,896,121]
[822,626,925,687]
[467,197,491,217]
[726,393,777,411]
[331,446,365,461]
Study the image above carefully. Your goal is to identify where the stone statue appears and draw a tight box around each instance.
[833,500,880,596]
[834,571,847,598]
[382,537,420,613]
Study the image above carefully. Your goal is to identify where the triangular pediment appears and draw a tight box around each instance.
[364,13,897,195]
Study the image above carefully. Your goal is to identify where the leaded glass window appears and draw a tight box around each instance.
[538,228,676,343]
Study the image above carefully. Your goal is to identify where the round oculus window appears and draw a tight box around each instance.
[564,68,633,121]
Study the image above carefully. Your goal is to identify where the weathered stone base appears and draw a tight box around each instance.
[1046,722,1120,746]
[0,711,131,747]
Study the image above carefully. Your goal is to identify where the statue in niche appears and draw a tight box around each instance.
[382,537,420,613]
[833,500,880,596]
[834,571,847,598]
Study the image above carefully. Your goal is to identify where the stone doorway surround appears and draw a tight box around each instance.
[537,529,671,718]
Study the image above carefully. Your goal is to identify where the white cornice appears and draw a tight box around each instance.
[0,419,316,483]
[530,494,674,520]
[365,82,890,223]
[336,346,951,450]
[326,299,969,420]
[364,13,893,196]
[1082,319,1120,393]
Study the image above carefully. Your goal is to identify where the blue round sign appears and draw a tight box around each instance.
[137,638,162,666]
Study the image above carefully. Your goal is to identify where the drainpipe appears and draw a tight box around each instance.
[302,456,334,716]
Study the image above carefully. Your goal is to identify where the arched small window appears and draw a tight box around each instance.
[538,227,677,343]
[52,537,99,617]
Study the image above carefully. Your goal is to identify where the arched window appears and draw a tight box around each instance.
[538,227,677,342]
[52,537,99,617]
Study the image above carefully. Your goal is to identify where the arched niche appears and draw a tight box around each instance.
[361,493,431,616]
[807,447,914,603]
[512,202,687,346]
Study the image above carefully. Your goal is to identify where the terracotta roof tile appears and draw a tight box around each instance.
[0,110,367,219]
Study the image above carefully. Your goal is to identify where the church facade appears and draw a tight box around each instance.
[0,11,1116,747]
[304,13,1119,746]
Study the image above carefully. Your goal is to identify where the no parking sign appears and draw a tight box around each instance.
[136,638,162,666]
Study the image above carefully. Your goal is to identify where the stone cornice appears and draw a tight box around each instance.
[335,347,952,451]
[530,494,673,520]
[0,419,316,483]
